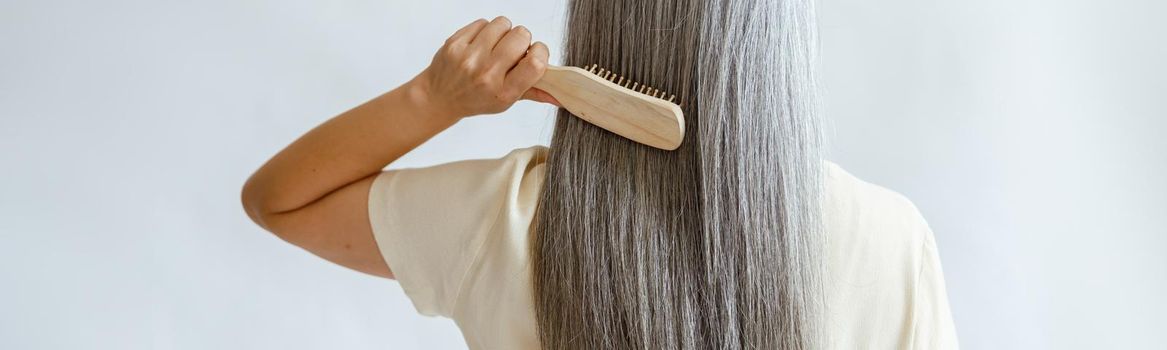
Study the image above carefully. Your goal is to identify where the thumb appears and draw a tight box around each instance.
[521,87,562,107]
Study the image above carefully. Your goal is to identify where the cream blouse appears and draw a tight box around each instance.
[368,146,959,349]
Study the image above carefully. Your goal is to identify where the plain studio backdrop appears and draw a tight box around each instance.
[1,0,1164,349]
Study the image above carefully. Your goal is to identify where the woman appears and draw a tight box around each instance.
[242,0,958,348]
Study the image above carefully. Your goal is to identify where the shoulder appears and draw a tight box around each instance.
[822,161,953,348]
[371,145,548,218]
[378,145,547,183]
[442,146,546,348]
[823,161,932,254]
[366,145,548,319]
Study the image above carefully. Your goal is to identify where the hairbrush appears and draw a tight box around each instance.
[533,64,684,150]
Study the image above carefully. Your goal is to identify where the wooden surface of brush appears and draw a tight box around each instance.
[533,64,685,150]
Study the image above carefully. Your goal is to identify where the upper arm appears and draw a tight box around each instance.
[256,174,395,279]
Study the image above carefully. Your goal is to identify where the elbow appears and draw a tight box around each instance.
[240,177,275,231]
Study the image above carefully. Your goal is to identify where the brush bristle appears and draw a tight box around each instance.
[584,64,680,106]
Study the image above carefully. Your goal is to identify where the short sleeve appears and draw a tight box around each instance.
[911,220,960,349]
[367,146,548,317]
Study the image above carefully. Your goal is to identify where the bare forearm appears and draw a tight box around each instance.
[237,17,551,278]
[242,16,552,232]
[242,76,457,220]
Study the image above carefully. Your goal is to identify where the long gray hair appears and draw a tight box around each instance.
[531,0,826,348]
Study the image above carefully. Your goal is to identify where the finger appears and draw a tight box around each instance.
[522,88,562,107]
[505,41,550,97]
[470,16,512,52]
[491,26,532,72]
[447,18,489,46]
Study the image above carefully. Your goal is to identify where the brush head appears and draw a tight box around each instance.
[583,64,681,106]
[533,65,686,150]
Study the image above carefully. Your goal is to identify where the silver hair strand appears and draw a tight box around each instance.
[532,0,826,348]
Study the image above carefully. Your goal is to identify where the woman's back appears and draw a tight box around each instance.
[242,0,960,347]
[367,146,958,349]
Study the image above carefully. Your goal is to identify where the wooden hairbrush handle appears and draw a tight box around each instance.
[534,65,685,150]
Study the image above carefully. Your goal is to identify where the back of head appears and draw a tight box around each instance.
[532,0,826,348]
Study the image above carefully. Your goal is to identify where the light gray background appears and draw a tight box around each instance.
[1,0,1163,349]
